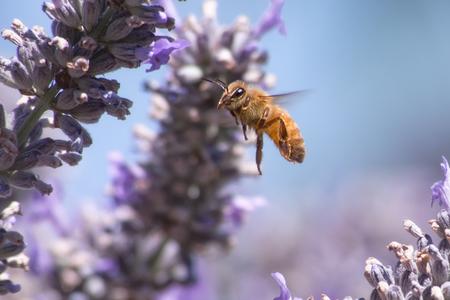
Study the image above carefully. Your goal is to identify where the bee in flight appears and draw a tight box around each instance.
[204,79,306,175]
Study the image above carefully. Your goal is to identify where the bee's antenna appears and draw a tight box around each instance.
[202,78,228,93]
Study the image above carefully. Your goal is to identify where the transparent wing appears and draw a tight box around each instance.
[259,90,311,105]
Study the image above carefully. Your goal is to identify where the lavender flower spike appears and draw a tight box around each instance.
[271,272,302,300]
[431,156,450,209]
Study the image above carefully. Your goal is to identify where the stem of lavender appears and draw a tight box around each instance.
[16,85,59,147]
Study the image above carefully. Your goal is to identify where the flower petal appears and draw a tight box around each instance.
[271,272,292,300]
[431,156,450,209]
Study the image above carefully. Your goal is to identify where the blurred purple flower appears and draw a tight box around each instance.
[136,39,190,72]
[431,156,450,209]
[108,151,144,205]
[272,272,301,300]
[225,196,266,227]
[253,0,287,39]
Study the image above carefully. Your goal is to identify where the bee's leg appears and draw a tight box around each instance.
[242,124,248,141]
[278,118,290,158]
[230,111,240,125]
[256,132,264,175]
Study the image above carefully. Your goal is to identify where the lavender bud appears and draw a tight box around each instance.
[128,5,168,26]
[34,179,53,195]
[25,137,56,155]
[76,77,120,98]
[0,58,17,89]
[11,18,27,35]
[377,281,390,299]
[104,17,134,41]
[429,219,445,239]
[6,253,30,271]
[17,45,35,76]
[103,92,132,120]
[66,56,90,78]
[31,60,53,94]
[87,51,119,75]
[1,29,23,46]
[9,171,37,189]
[0,177,12,198]
[9,58,33,92]
[0,280,20,295]
[437,210,450,229]
[49,36,71,66]
[37,39,58,65]
[55,88,89,110]
[427,245,449,286]
[0,201,21,219]
[365,258,394,287]
[37,154,63,168]
[43,1,81,29]
[108,43,140,64]
[58,152,82,165]
[417,234,433,251]
[441,282,450,300]
[371,288,382,300]
[54,139,72,151]
[81,0,102,31]
[120,24,156,46]
[0,136,18,171]
[387,285,405,300]
[0,231,25,258]
[11,150,40,170]
[431,286,445,300]
[79,36,98,53]
[404,220,424,238]
[400,271,418,295]
[419,274,432,287]
[54,114,92,146]
[68,99,106,123]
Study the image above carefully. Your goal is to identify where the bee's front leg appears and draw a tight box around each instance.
[242,124,248,140]
[256,132,264,175]
[230,111,240,126]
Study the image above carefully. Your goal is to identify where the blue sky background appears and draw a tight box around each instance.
[2,0,450,205]
[2,0,450,297]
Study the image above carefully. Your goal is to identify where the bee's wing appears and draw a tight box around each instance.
[259,90,311,105]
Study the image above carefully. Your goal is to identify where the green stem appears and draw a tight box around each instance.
[16,85,59,148]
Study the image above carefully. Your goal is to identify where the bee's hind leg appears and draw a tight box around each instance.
[278,118,290,159]
[256,133,264,175]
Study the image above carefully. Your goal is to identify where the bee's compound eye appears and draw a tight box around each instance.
[232,88,245,99]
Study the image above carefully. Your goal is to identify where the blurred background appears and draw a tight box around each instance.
[2,0,450,298]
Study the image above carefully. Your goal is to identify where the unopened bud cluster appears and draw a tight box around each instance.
[0,0,178,294]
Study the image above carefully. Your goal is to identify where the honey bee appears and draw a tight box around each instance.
[204,79,306,175]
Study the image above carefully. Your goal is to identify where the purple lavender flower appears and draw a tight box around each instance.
[272,272,301,300]
[253,0,287,39]
[431,156,450,209]
[107,151,145,205]
[136,39,190,71]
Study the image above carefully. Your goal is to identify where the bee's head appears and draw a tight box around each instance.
[218,81,248,110]
[203,78,248,110]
